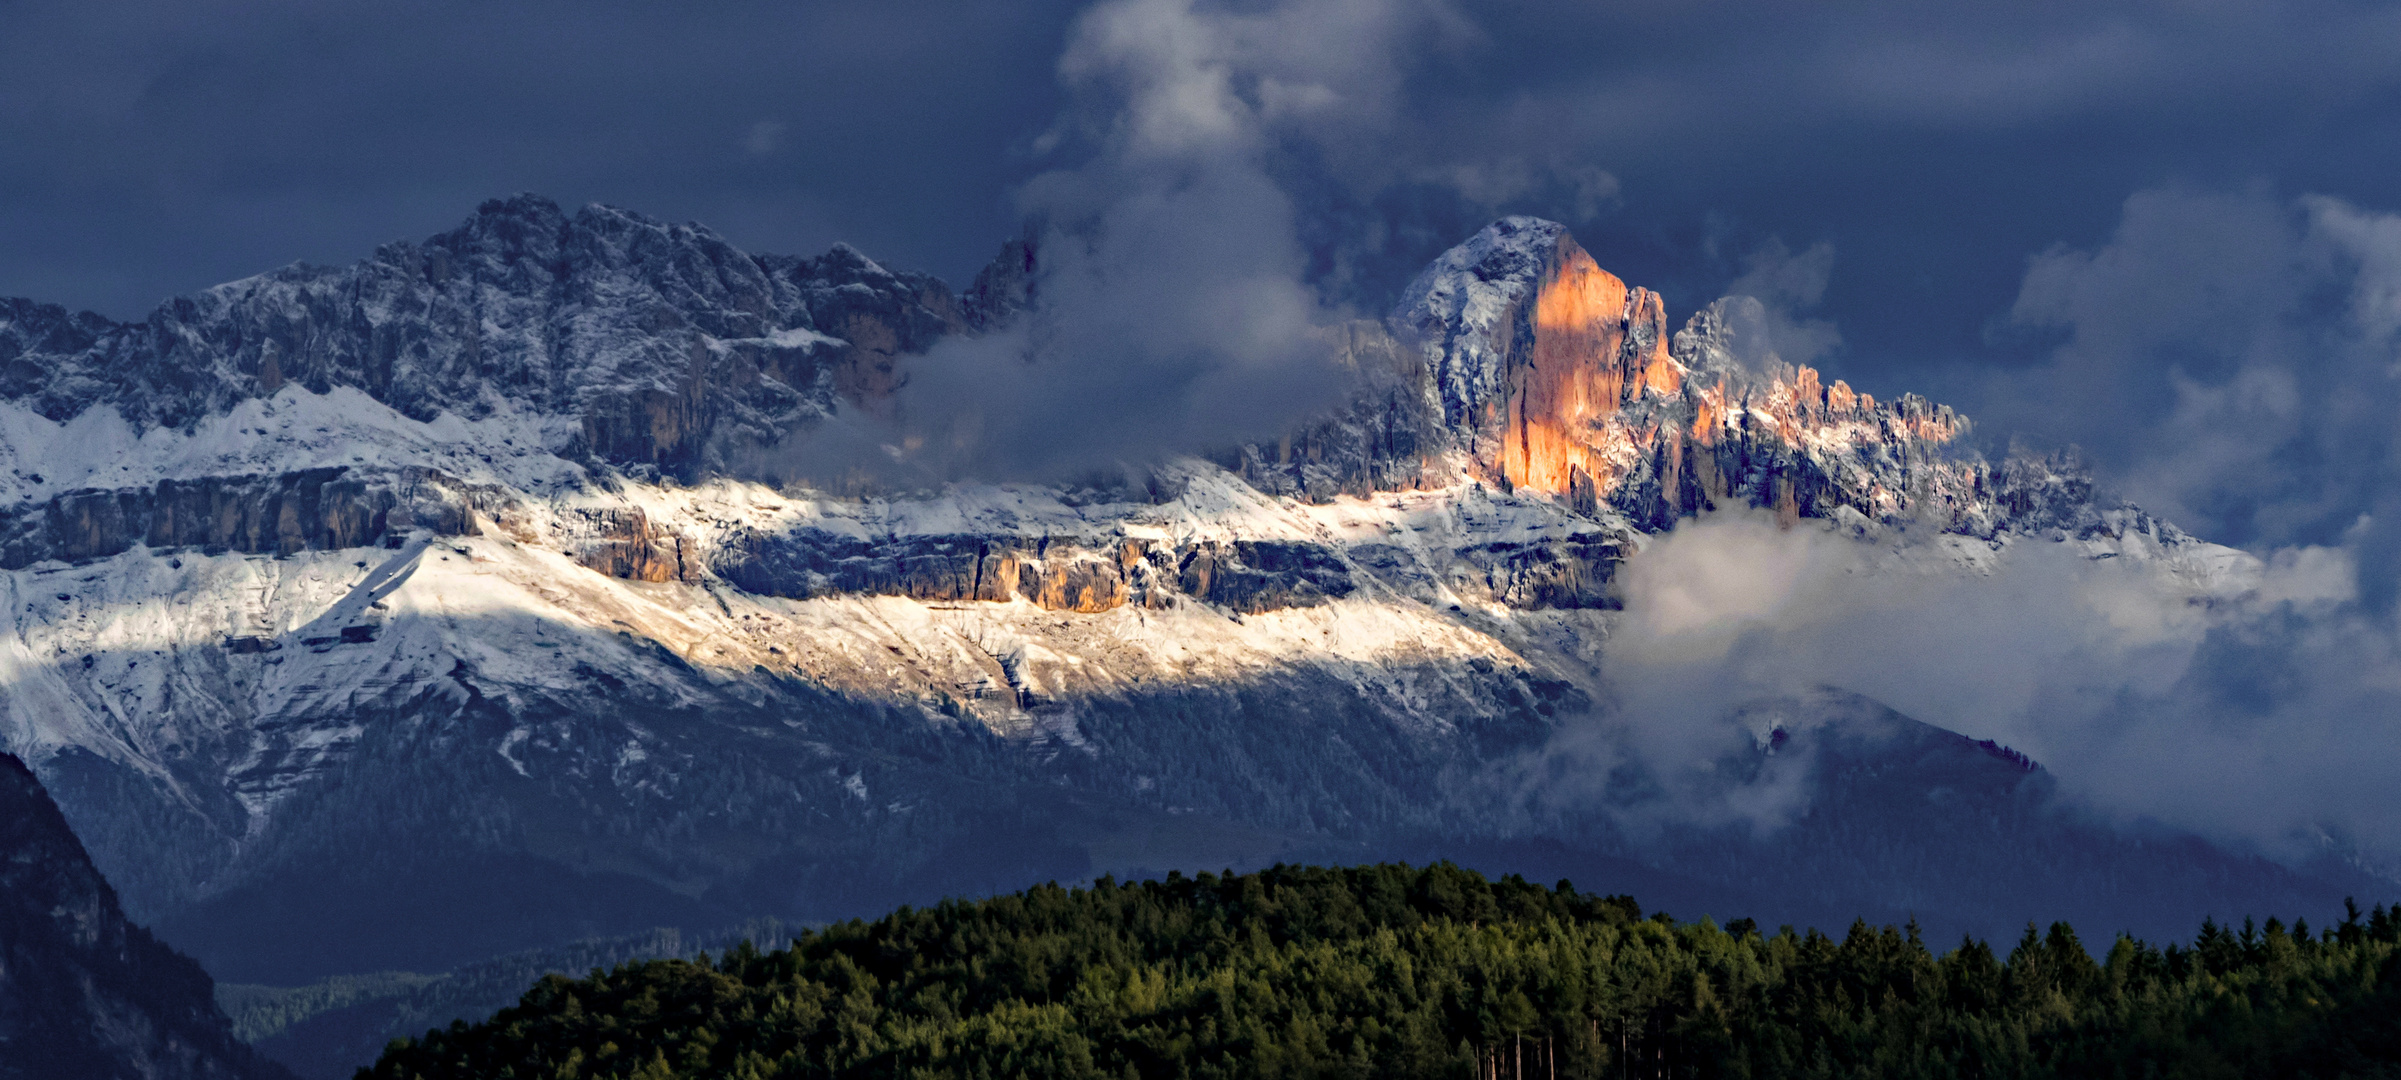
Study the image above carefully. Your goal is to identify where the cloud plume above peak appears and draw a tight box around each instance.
[785,0,1476,483]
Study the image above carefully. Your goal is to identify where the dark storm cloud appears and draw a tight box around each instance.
[0,0,1083,317]
[786,0,2401,482]
[13,0,2401,392]
[780,0,1465,481]
[1358,1,2401,390]
[1971,189,2401,606]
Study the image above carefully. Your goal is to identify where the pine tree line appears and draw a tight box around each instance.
[364,863,2401,1079]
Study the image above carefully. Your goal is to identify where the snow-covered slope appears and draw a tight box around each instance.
[0,203,2348,982]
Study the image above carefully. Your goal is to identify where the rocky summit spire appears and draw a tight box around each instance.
[1391,215,1680,497]
[1380,216,1986,530]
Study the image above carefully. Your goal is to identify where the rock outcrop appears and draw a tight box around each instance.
[0,467,502,569]
[708,529,1357,615]
[0,751,285,1079]
[568,505,700,584]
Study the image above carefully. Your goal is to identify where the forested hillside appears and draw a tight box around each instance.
[366,864,2401,1079]
[222,921,798,1079]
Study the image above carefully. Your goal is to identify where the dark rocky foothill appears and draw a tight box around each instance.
[0,752,287,1080]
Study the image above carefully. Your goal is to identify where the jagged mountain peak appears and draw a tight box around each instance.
[1220,215,2160,558]
[1395,215,1572,302]
[428,193,744,266]
[403,192,572,274]
[0,194,1019,471]
[465,190,573,229]
[803,240,892,278]
[1358,217,1994,530]
[1670,296,1785,383]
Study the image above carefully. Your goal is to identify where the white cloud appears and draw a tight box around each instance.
[778,0,1465,482]
[1561,507,2401,868]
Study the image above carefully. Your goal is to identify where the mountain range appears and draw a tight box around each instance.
[0,197,2372,1003]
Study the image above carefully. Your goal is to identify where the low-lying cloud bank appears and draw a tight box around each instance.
[1560,506,2399,873]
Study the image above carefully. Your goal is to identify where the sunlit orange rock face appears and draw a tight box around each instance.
[1230,215,1984,531]
[1493,237,1968,526]
[1500,238,1678,504]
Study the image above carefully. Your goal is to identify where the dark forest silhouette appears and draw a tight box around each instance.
[367,863,2401,1079]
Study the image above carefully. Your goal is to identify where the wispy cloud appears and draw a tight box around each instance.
[782,0,1467,482]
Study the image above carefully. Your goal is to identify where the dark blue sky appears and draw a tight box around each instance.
[0,2,1081,318]
[6,2,2394,346]
[6,0,2401,552]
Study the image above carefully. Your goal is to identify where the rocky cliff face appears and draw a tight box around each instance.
[0,751,284,1079]
[0,466,498,569]
[0,202,2320,992]
[1233,217,2099,553]
[1317,219,1978,529]
[1394,217,1684,496]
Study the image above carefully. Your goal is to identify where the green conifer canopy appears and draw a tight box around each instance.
[366,863,2401,1079]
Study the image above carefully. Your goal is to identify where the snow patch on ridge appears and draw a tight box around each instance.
[0,386,584,502]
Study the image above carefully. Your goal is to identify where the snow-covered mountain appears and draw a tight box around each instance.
[0,199,2350,983]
